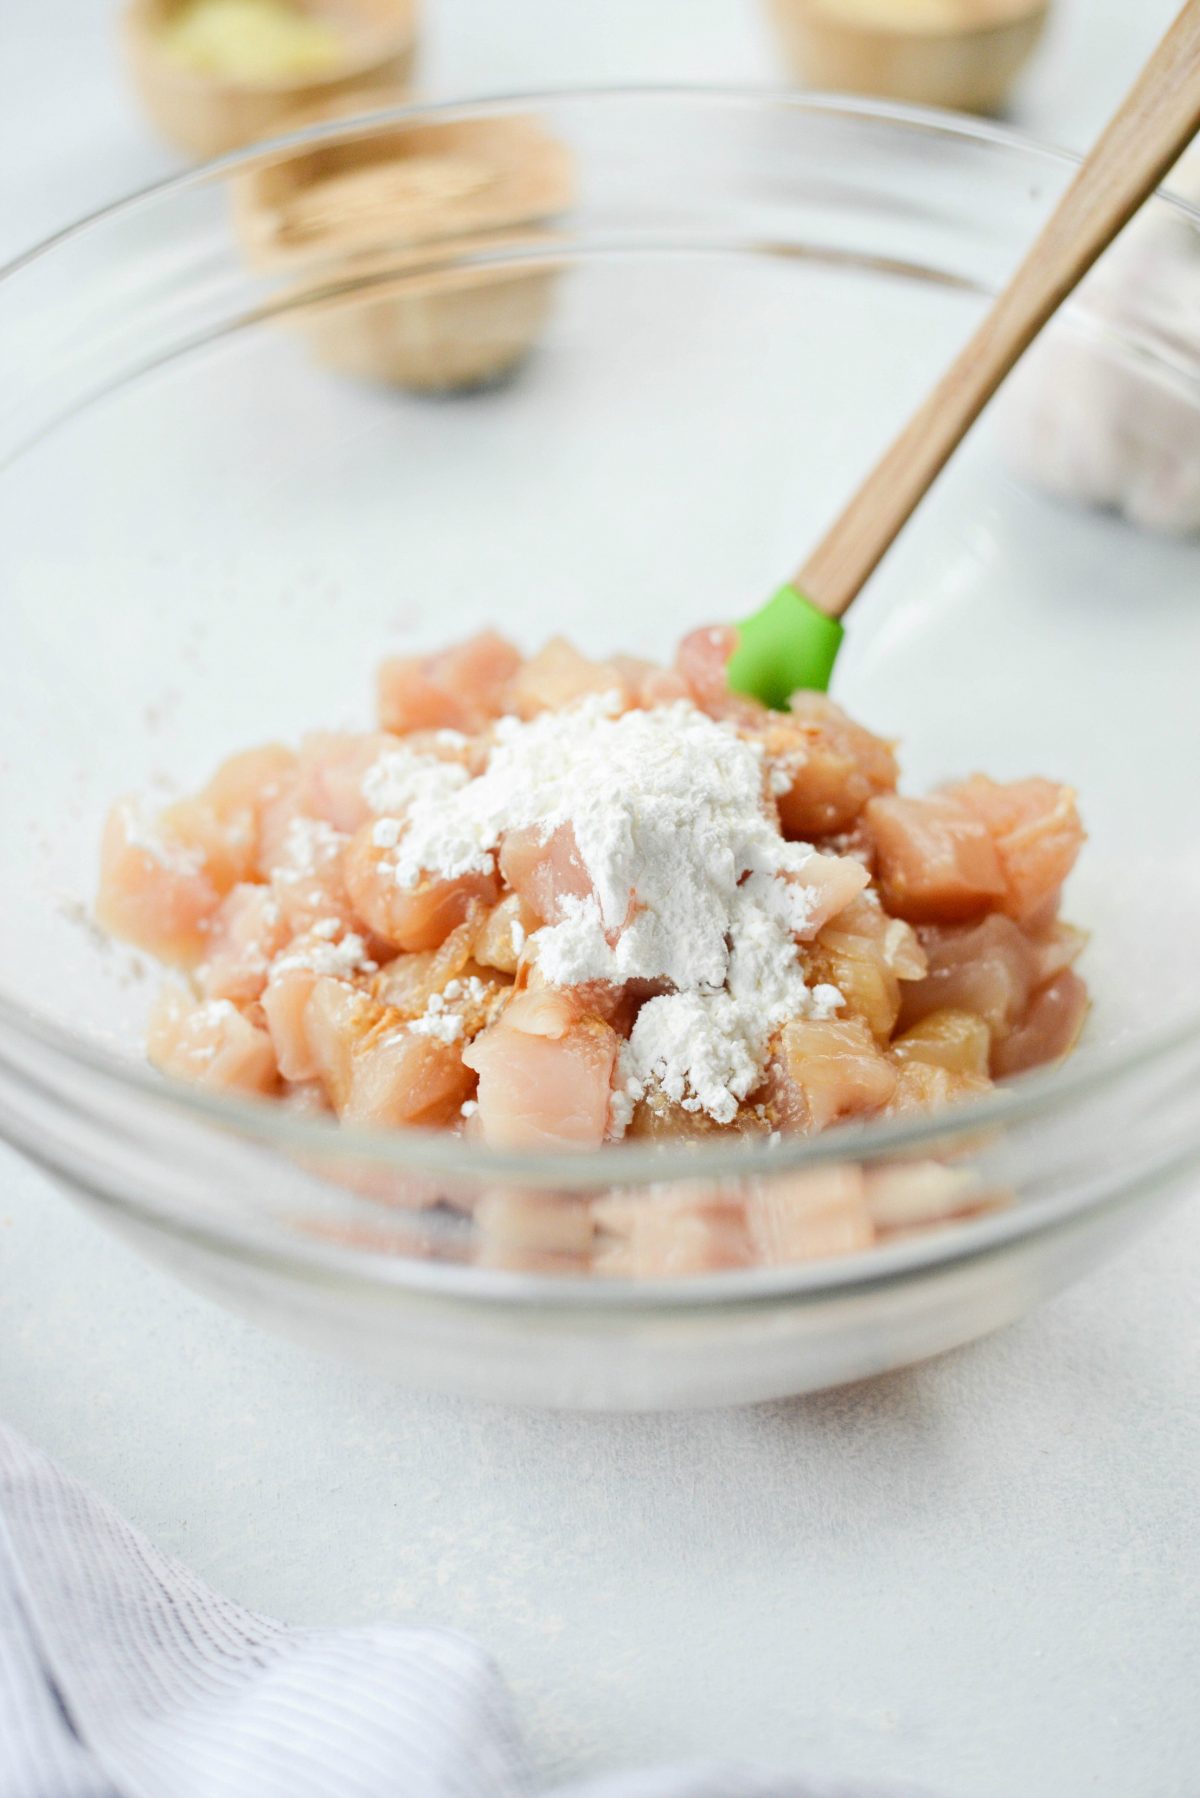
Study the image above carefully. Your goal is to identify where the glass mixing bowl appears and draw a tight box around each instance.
[1,92,1198,1410]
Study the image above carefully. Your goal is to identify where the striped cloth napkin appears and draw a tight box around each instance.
[0,1422,931,1798]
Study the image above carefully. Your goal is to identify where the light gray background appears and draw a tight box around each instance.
[1,4,1197,1794]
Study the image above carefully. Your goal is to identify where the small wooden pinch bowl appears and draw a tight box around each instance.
[763,0,1050,115]
[122,0,418,158]
[232,112,575,391]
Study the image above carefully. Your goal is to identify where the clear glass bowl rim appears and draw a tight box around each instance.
[4,85,1200,1200]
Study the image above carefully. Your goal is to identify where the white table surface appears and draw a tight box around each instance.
[2,4,1198,1794]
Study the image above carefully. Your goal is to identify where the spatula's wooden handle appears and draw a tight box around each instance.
[794,0,1200,621]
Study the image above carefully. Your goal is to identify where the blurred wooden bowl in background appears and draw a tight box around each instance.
[763,0,1050,114]
[123,0,418,158]
[232,112,575,390]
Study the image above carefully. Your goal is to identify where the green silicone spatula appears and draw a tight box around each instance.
[727,0,1200,709]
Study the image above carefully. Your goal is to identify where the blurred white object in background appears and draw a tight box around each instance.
[998,148,1200,535]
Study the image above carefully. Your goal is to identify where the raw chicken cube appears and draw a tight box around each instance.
[304,975,473,1126]
[499,822,594,926]
[898,914,1037,1043]
[344,822,498,951]
[371,908,481,1015]
[148,986,278,1096]
[464,994,620,1150]
[885,1060,991,1118]
[474,892,539,974]
[675,624,740,714]
[803,894,922,1043]
[593,1186,752,1276]
[294,731,401,835]
[200,882,290,1003]
[945,775,1085,925]
[162,744,297,893]
[475,1189,595,1257]
[377,630,521,735]
[745,1166,875,1264]
[766,695,899,837]
[610,655,691,709]
[794,851,872,938]
[507,637,625,718]
[866,793,1007,923]
[991,969,1089,1078]
[96,799,223,967]
[771,1016,898,1133]
[864,1161,988,1230]
[267,815,356,938]
[1028,921,1089,987]
[262,957,324,1083]
[891,1008,992,1077]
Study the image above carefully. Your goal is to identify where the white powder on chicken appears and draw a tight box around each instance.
[362,696,846,1127]
[270,931,377,978]
[274,816,347,882]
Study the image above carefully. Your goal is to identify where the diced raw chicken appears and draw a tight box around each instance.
[304,975,473,1126]
[377,630,521,735]
[804,893,923,1043]
[885,1060,991,1118]
[507,637,626,718]
[200,883,290,1003]
[991,969,1089,1078]
[898,914,1037,1043]
[268,815,356,938]
[807,928,897,1043]
[344,822,499,951]
[610,654,691,709]
[498,985,578,1039]
[371,909,481,1015]
[770,1016,898,1133]
[866,793,1007,924]
[475,1189,595,1258]
[339,1025,474,1128]
[890,1008,992,1077]
[864,1161,989,1230]
[262,959,322,1082]
[280,1080,333,1117]
[294,731,401,835]
[822,894,927,976]
[765,696,899,838]
[745,1166,875,1264]
[1028,921,1089,987]
[99,614,1092,1281]
[147,986,278,1096]
[518,964,648,1038]
[96,798,223,967]
[595,1214,752,1277]
[593,1186,752,1277]
[675,624,739,713]
[260,921,377,1082]
[162,744,297,893]
[474,892,539,975]
[794,851,872,938]
[464,993,619,1149]
[626,1092,762,1142]
[300,978,376,1100]
[201,743,298,815]
[945,775,1085,925]
[499,822,594,925]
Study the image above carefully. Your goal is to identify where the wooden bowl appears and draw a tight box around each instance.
[275,236,563,391]
[232,113,575,391]
[122,0,418,158]
[763,0,1050,114]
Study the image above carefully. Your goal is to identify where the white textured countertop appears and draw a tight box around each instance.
[1,4,1197,1793]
